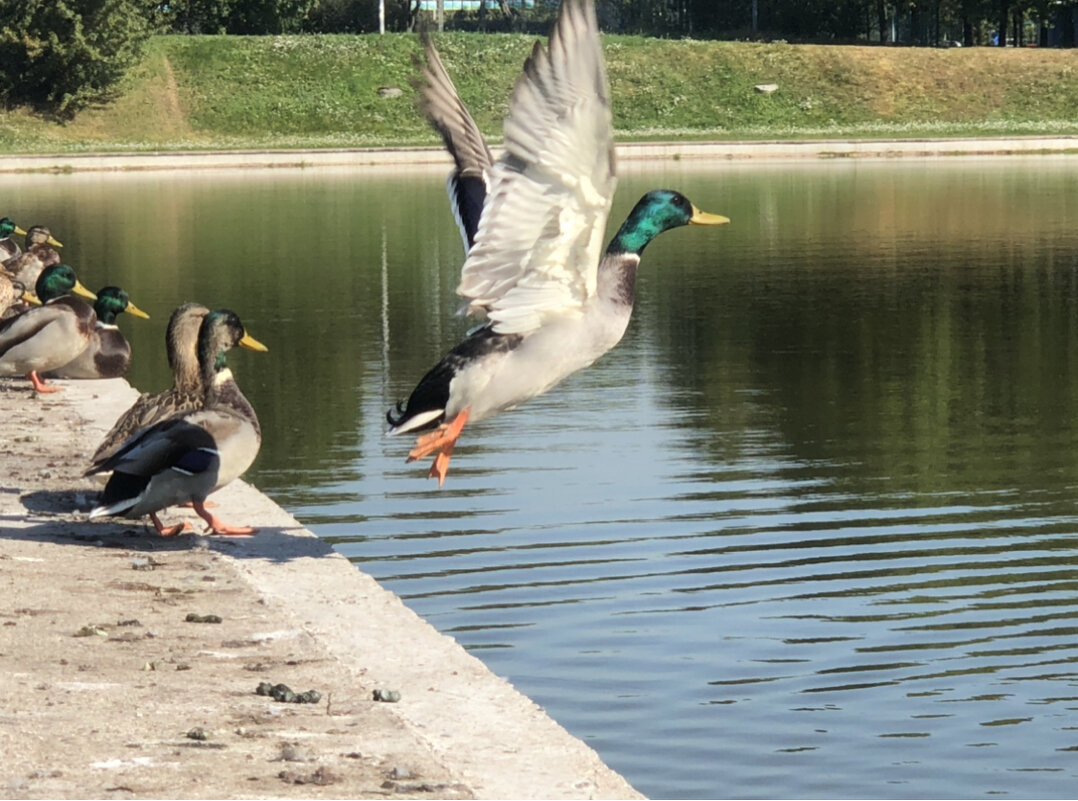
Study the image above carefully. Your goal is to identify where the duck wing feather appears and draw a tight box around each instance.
[456,0,616,336]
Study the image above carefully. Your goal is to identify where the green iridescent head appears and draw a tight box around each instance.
[607,190,730,256]
[0,217,26,240]
[93,286,150,325]
[33,264,97,304]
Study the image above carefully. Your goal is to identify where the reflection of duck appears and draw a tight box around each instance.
[0,264,97,393]
[0,217,28,262]
[45,286,149,379]
[387,0,729,486]
[91,303,209,464]
[87,309,268,536]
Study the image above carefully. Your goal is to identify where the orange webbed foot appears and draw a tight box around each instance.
[29,371,61,394]
[151,512,192,537]
[193,501,257,537]
[407,409,470,487]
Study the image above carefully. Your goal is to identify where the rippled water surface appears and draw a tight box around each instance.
[12,157,1078,798]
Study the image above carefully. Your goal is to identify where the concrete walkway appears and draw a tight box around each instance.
[0,377,641,800]
[0,135,1076,173]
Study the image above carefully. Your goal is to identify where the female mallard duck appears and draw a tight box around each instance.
[86,309,268,537]
[0,274,31,319]
[0,217,28,262]
[45,286,149,380]
[5,245,61,292]
[91,302,210,464]
[0,264,97,393]
[4,225,65,295]
[387,0,729,486]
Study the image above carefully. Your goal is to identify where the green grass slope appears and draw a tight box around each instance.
[2,34,1077,153]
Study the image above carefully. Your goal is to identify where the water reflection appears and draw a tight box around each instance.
[9,157,1078,799]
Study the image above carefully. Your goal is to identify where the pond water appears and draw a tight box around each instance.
[10,156,1078,799]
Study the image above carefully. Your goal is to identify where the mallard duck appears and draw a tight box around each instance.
[1,274,29,318]
[24,225,62,249]
[387,0,729,486]
[91,302,210,464]
[0,264,98,393]
[86,309,268,536]
[4,225,65,294]
[5,244,62,293]
[0,217,28,262]
[44,286,149,379]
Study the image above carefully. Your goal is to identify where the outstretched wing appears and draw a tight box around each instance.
[415,33,494,252]
[456,0,616,336]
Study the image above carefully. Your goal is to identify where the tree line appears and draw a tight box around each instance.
[2,0,1076,117]
[170,0,1078,45]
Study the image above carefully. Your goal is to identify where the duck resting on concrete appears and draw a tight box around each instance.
[91,302,210,465]
[0,217,28,262]
[44,286,149,379]
[386,0,729,486]
[0,264,97,393]
[86,309,268,536]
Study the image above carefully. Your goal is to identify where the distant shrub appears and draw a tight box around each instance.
[0,0,157,116]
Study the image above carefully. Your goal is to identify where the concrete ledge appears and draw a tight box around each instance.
[0,135,1076,173]
[0,377,641,800]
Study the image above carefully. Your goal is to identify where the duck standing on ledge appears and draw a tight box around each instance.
[86,309,268,537]
[91,302,210,464]
[387,0,729,486]
[0,264,98,393]
[0,217,27,262]
[45,286,149,379]
[0,273,32,319]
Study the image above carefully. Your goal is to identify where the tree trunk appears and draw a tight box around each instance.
[877,0,888,43]
[998,0,1009,45]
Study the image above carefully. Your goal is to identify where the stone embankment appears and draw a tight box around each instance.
[0,377,641,800]
[0,136,1076,174]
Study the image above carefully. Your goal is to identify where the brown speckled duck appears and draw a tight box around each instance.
[87,309,268,536]
[91,302,210,464]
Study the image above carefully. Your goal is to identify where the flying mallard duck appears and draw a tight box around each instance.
[0,264,98,393]
[86,309,268,536]
[44,286,149,380]
[386,0,729,486]
[91,302,210,465]
[0,217,28,262]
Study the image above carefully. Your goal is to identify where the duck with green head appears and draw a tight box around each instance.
[45,286,149,380]
[0,264,98,393]
[87,309,268,536]
[387,0,729,486]
[0,217,28,262]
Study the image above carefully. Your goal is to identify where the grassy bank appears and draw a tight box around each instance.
[2,34,1077,153]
